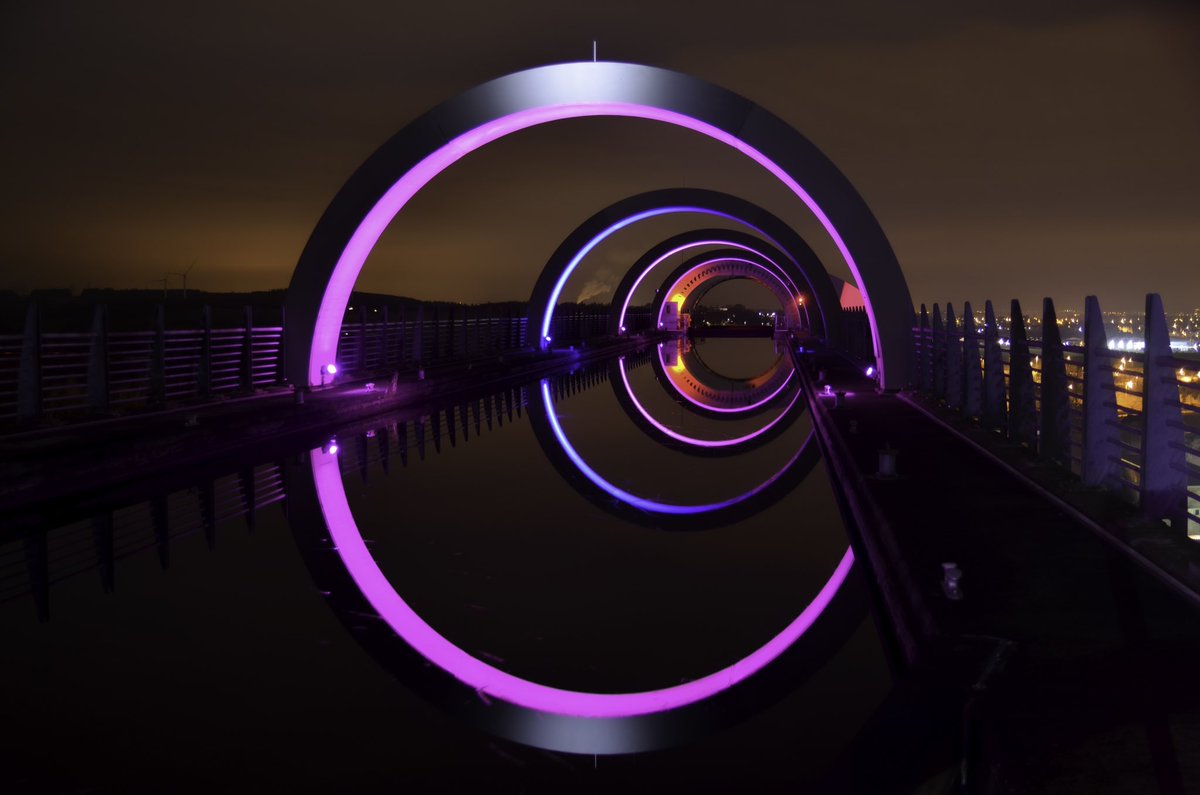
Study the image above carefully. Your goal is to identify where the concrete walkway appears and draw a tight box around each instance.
[801,351,1200,794]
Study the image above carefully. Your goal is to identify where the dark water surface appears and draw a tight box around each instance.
[1,338,893,793]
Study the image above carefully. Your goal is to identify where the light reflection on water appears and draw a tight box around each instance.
[0,337,892,788]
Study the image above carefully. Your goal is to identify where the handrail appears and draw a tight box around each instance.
[912,294,1198,541]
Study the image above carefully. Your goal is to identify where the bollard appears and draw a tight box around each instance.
[942,563,963,600]
[878,445,898,478]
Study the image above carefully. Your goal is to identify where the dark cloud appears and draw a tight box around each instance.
[1,1,1197,312]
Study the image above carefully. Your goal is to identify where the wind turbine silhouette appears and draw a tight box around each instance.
[169,261,195,299]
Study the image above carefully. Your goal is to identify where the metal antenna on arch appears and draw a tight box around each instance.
[592,40,597,62]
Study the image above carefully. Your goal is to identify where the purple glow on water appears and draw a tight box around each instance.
[305,95,876,385]
[618,357,800,447]
[657,343,796,414]
[310,443,854,717]
[541,381,806,515]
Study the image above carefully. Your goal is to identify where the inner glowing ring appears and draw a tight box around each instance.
[303,89,860,720]
[307,102,866,385]
[543,380,805,514]
[620,356,797,446]
[656,343,797,414]
[653,255,799,329]
[540,215,805,346]
[617,241,800,338]
[309,401,853,719]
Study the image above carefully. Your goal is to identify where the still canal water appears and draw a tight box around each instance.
[1,337,894,792]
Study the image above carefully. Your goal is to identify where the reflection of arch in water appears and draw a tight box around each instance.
[656,336,795,417]
[284,370,862,754]
[651,249,803,330]
[528,378,819,530]
[608,354,802,457]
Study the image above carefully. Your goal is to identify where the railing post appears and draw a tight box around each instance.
[414,303,425,369]
[1039,297,1070,466]
[983,300,1006,432]
[87,303,110,413]
[23,531,49,622]
[962,301,982,419]
[379,305,391,370]
[945,303,962,410]
[92,511,115,593]
[1009,299,1037,448]
[276,305,288,385]
[396,305,407,368]
[917,304,931,391]
[149,304,166,404]
[357,305,368,372]
[240,305,254,392]
[151,494,170,569]
[431,304,441,362]
[1082,295,1119,489]
[17,302,42,422]
[198,305,212,397]
[1139,292,1188,529]
[932,303,945,399]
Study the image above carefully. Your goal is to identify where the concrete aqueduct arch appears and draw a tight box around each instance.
[285,62,913,390]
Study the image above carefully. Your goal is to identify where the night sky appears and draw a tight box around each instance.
[2,1,1197,312]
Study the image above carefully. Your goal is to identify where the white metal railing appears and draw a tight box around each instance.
[912,294,1199,539]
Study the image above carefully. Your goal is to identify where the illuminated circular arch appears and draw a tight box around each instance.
[610,353,801,455]
[655,338,796,416]
[285,63,912,390]
[289,439,863,753]
[534,378,807,516]
[292,405,855,754]
[649,249,803,330]
[526,190,839,344]
[607,226,824,336]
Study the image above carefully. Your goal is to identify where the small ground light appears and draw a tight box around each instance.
[865,365,875,377]
[942,562,963,600]
[322,439,339,455]
[325,363,338,375]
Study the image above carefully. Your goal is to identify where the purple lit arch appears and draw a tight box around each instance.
[650,252,803,330]
[524,192,843,348]
[286,63,913,390]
